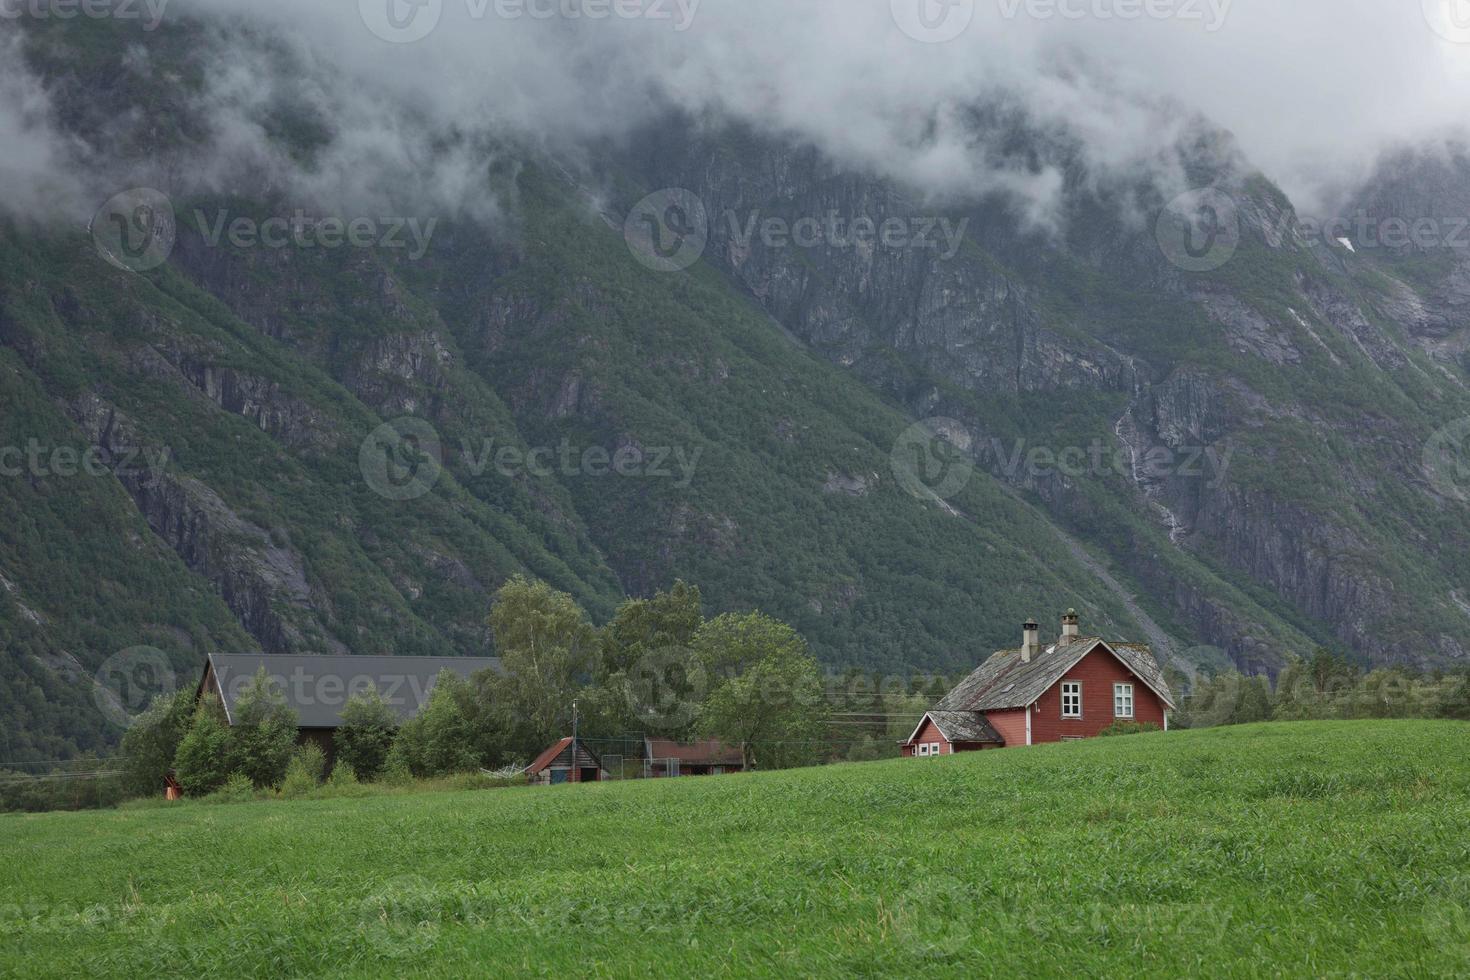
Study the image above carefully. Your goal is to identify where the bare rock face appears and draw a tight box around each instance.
[823,471,875,497]
[1195,290,1302,366]
[620,122,1470,672]
[68,394,324,654]
[342,331,455,415]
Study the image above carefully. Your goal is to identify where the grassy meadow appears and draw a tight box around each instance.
[2,721,1469,977]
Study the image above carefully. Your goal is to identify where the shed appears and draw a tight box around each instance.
[526,737,607,785]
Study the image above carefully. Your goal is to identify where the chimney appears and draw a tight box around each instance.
[1061,608,1080,639]
[1021,620,1040,663]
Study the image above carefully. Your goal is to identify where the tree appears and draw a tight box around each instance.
[1440,671,1470,721]
[392,671,481,777]
[695,612,827,769]
[334,686,399,781]
[229,667,299,788]
[599,581,703,678]
[172,695,236,796]
[120,688,195,797]
[488,576,599,753]
[694,611,807,680]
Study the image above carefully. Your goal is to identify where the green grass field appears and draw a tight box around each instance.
[3,721,1469,977]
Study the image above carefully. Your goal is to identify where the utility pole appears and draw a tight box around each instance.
[571,698,579,783]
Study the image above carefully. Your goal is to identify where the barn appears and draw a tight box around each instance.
[195,653,503,758]
[904,610,1175,755]
[526,737,607,785]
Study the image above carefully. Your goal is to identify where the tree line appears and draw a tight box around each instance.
[1174,649,1470,728]
[120,577,840,797]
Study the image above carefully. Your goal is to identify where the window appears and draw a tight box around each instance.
[1062,681,1082,718]
[1114,683,1135,718]
[917,744,930,757]
[930,743,942,756]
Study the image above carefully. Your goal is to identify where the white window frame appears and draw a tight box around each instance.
[917,743,930,757]
[930,743,942,756]
[1114,683,1135,719]
[1061,681,1082,719]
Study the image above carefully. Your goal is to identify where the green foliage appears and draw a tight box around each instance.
[695,611,808,679]
[696,613,829,769]
[487,576,599,753]
[391,672,482,778]
[334,687,398,781]
[1098,720,1162,737]
[380,745,415,786]
[229,668,299,788]
[119,688,195,797]
[294,741,327,784]
[0,766,127,813]
[4,722,1469,976]
[599,581,703,677]
[327,762,359,788]
[172,696,236,796]
[1441,674,1470,721]
[205,772,258,805]
[279,750,321,799]
[1179,649,1470,728]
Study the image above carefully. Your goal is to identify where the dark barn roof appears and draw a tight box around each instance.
[200,653,503,729]
[643,738,744,766]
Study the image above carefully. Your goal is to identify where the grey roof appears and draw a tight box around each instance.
[201,653,503,729]
[926,711,1004,744]
[936,636,1175,713]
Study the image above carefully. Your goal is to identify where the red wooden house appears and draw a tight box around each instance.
[903,610,1174,756]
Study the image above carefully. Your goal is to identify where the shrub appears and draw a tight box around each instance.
[279,752,319,799]
[230,668,299,789]
[173,696,236,796]
[334,687,398,781]
[380,742,415,786]
[294,741,327,784]
[1099,720,1163,737]
[205,773,258,805]
[316,763,371,800]
[391,672,481,777]
[327,762,358,787]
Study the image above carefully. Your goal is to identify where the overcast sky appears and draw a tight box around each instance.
[5,0,1470,224]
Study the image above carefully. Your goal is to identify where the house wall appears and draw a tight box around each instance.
[532,743,604,784]
[902,718,952,757]
[985,709,1029,747]
[1029,647,1167,743]
[902,718,1002,756]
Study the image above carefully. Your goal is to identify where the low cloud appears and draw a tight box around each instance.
[5,1,1470,229]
